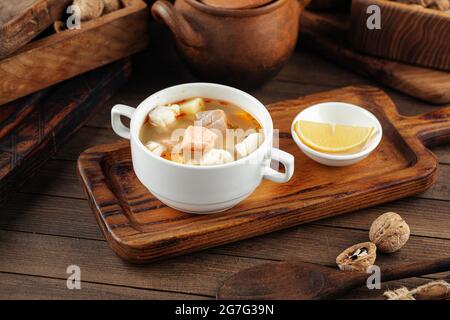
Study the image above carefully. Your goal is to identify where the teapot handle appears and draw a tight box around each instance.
[151,0,203,48]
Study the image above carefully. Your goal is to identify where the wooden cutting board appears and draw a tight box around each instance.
[0,0,71,58]
[301,11,450,104]
[77,86,450,263]
[0,59,131,204]
[0,0,149,105]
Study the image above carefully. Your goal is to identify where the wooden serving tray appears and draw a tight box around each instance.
[350,0,450,72]
[0,0,149,106]
[0,0,71,58]
[0,59,131,204]
[301,11,450,104]
[78,86,450,263]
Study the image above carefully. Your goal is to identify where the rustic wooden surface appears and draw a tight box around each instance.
[0,24,449,299]
[301,11,450,104]
[0,60,132,204]
[350,0,450,72]
[78,86,448,263]
[0,0,149,105]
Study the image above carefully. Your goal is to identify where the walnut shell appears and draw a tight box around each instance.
[369,212,410,253]
[103,0,121,13]
[336,242,377,272]
[73,0,104,21]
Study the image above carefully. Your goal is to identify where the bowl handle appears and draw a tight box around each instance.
[111,104,136,140]
[263,148,295,183]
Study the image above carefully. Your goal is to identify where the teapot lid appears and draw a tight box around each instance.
[199,0,274,9]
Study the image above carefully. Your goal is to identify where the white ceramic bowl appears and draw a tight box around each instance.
[291,102,382,167]
[111,83,295,214]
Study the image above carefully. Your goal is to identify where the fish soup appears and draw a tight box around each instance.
[139,97,264,165]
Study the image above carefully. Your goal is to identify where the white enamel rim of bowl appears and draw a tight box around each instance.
[131,83,273,170]
[290,102,383,161]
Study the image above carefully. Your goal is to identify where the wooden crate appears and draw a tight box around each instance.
[0,0,149,105]
[349,0,450,72]
[0,0,72,59]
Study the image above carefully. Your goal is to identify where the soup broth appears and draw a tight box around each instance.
[139,98,263,165]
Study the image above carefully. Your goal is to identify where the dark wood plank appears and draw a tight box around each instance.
[0,228,447,297]
[0,193,101,239]
[420,166,450,201]
[6,182,450,241]
[0,60,132,204]
[0,230,262,297]
[0,272,206,300]
[55,128,123,161]
[86,49,448,132]
[317,197,450,240]
[213,224,450,271]
[49,143,450,203]
[20,160,85,199]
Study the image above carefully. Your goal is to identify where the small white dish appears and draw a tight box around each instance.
[291,102,383,167]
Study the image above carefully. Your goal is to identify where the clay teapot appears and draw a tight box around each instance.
[151,0,309,88]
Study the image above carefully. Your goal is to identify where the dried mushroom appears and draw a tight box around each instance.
[369,212,410,253]
[73,0,104,21]
[336,242,377,272]
[103,0,122,13]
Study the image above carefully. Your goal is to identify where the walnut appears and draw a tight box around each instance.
[103,0,121,13]
[336,242,377,272]
[73,0,104,21]
[369,212,410,253]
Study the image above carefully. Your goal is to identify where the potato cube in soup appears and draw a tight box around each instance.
[195,109,227,132]
[149,105,180,127]
[181,126,217,153]
[201,149,234,166]
[179,98,205,115]
[145,141,166,157]
[236,132,263,158]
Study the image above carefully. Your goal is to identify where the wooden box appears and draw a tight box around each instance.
[0,0,72,59]
[0,0,149,105]
[349,0,450,72]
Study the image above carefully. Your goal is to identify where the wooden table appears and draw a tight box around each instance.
[1,27,449,300]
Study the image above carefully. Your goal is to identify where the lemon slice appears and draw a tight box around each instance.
[294,120,374,153]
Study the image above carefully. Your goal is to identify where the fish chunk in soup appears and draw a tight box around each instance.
[195,109,227,132]
[139,97,263,165]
